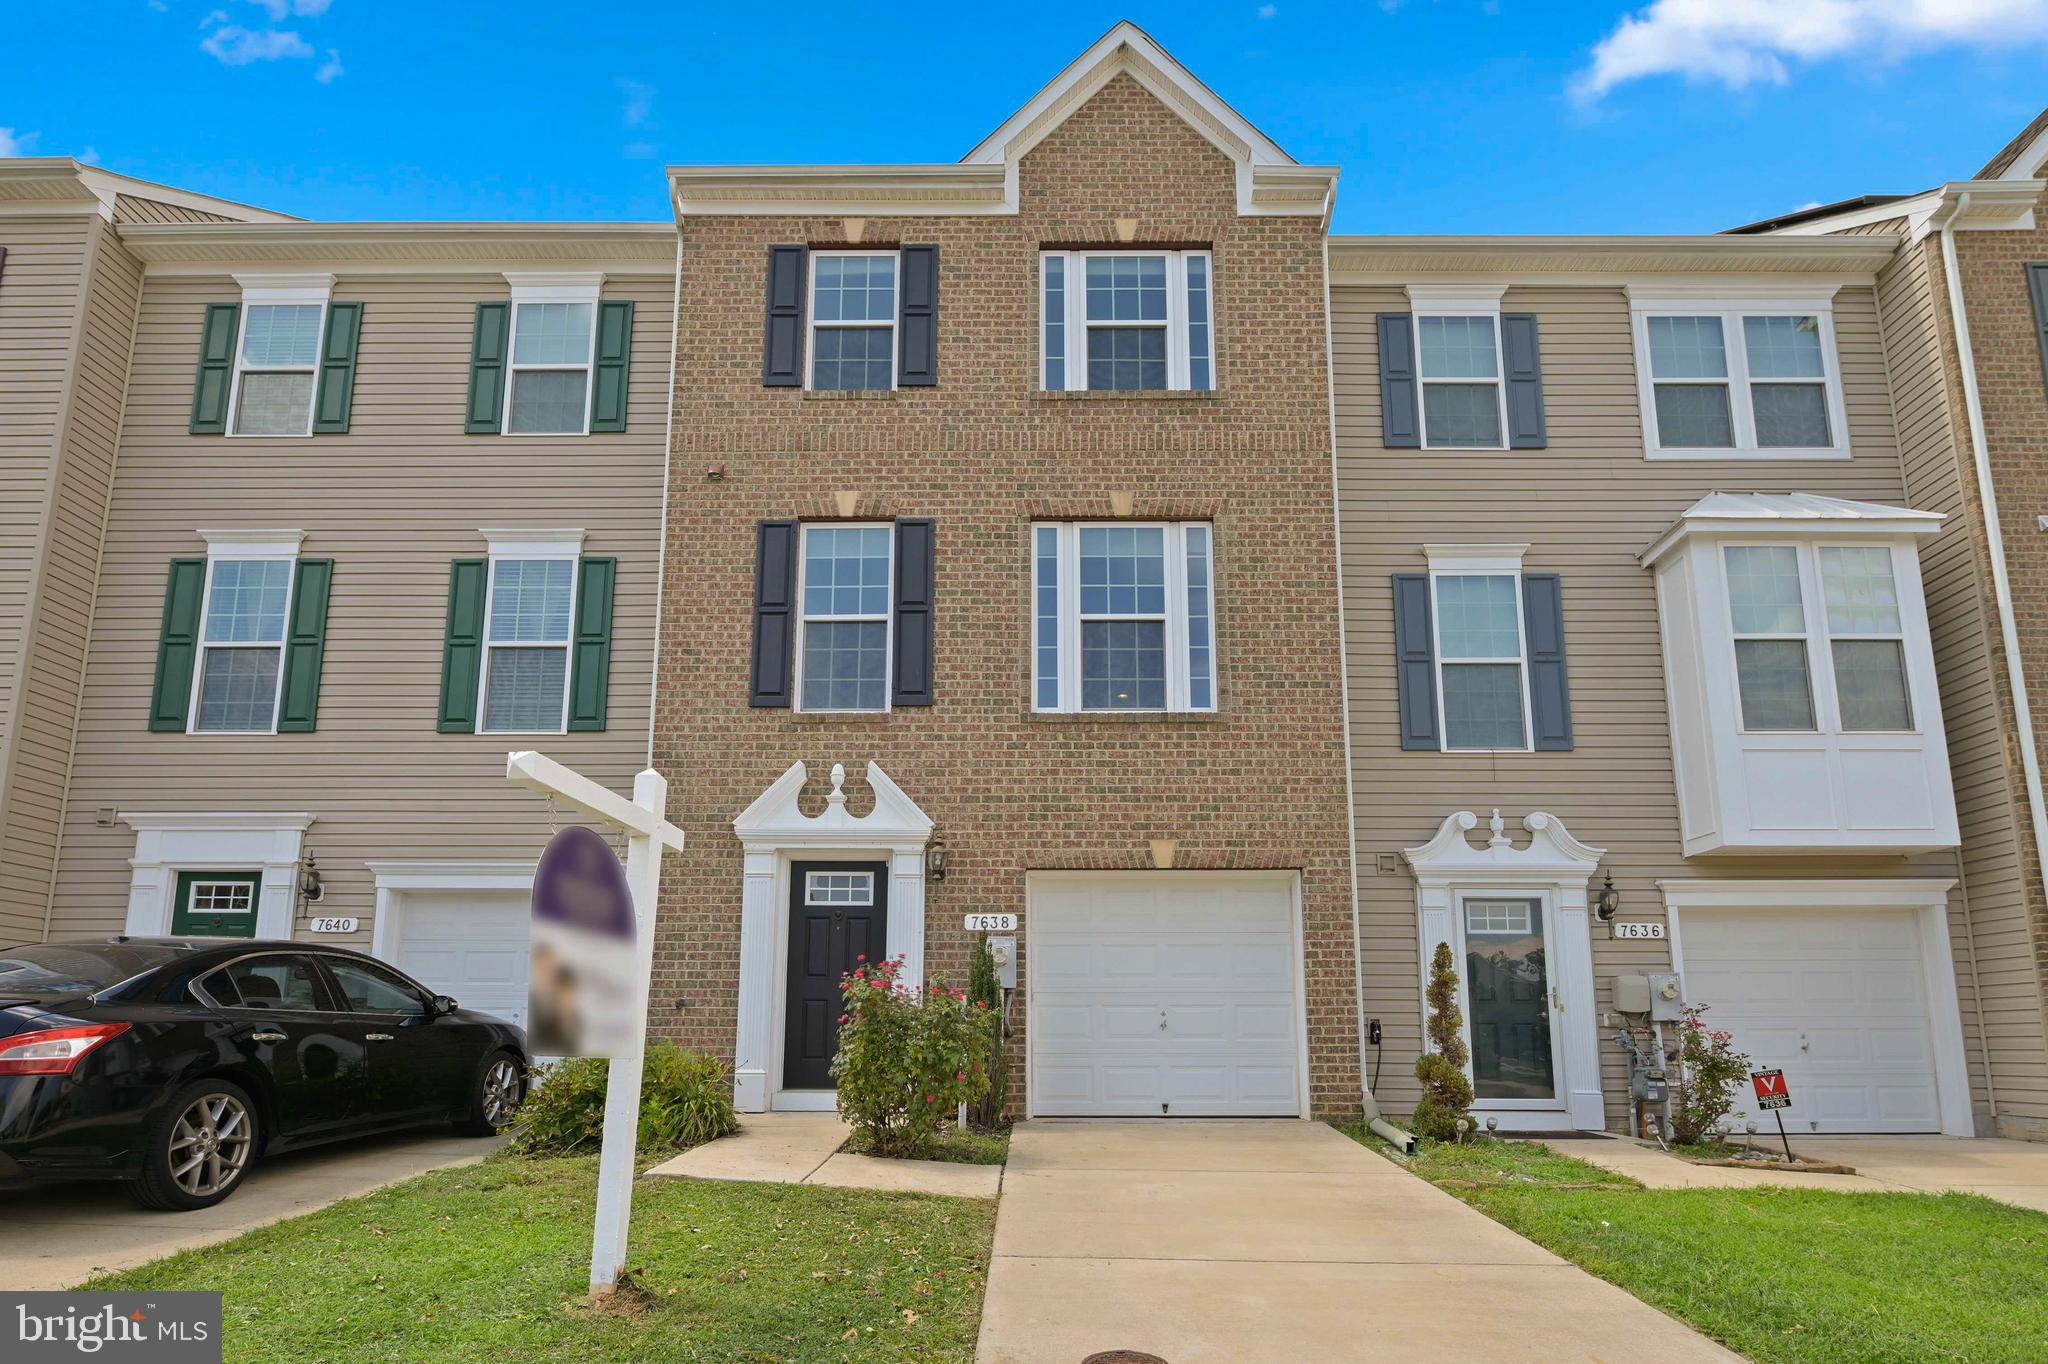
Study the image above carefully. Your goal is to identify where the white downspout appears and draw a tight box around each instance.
[1937,192,2048,975]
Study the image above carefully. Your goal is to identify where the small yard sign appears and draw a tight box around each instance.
[1751,1068,1792,1111]
[963,913,1017,931]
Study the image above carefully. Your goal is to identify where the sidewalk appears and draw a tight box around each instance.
[644,1111,1001,1197]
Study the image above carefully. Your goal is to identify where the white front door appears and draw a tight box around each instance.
[1028,871,1304,1117]
[1683,908,1941,1133]
[392,889,532,1031]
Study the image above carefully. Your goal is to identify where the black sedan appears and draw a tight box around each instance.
[0,937,527,1211]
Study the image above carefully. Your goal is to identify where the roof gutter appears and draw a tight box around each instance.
[1936,191,2048,976]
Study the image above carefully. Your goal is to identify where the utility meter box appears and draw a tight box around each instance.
[986,936,1017,990]
[1612,973,1651,1015]
[1648,971,1685,1022]
[1631,1066,1669,1103]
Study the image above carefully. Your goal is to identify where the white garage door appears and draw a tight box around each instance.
[1683,909,1940,1133]
[1029,873,1302,1117]
[392,890,531,1032]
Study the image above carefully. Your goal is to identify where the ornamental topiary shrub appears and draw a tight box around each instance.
[832,954,1000,1159]
[966,936,1010,1130]
[1411,940,1475,1141]
[512,1041,738,1157]
[1670,1004,1752,1145]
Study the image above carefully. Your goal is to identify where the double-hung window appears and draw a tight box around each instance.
[1722,542,1914,733]
[1041,250,1213,392]
[797,524,893,711]
[228,281,329,437]
[481,549,578,733]
[190,533,301,734]
[504,276,600,435]
[1033,522,1215,713]
[809,252,897,391]
[1431,571,1530,750]
[1411,287,1508,449]
[1632,294,1848,458]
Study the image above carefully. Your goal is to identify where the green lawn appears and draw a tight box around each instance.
[1342,1127,2048,1364]
[89,1154,997,1364]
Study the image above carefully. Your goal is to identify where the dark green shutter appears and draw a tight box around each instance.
[276,558,334,732]
[589,300,634,433]
[1377,313,1420,448]
[148,558,208,731]
[567,556,616,731]
[2027,264,2048,398]
[437,559,488,732]
[1502,313,1548,450]
[312,303,362,434]
[1522,573,1573,751]
[189,303,240,434]
[1392,573,1438,751]
[465,302,510,434]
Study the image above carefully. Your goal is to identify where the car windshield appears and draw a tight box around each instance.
[0,942,181,997]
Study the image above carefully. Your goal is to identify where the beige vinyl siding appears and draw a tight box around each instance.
[49,267,672,946]
[1865,231,2048,1129]
[111,195,239,226]
[1333,281,1990,1129]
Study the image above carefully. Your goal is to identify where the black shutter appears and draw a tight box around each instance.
[2027,264,2048,398]
[892,518,935,705]
[762,246,806,387]
[1522,573,1573,751]
[1378,313,1420,449]
[1502,312,1547,449]
[898,245,938,387]
[750,520,798,706]
[1392,573,1439,751]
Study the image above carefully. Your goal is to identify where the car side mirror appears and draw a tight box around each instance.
[430,994,459,1016]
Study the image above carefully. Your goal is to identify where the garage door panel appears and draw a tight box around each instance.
[393,889,531,1032]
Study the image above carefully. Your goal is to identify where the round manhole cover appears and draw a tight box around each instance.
[1082,1354,1168,1364]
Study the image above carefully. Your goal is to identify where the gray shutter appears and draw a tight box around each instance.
[1392,573,1438,751]
[892,518,934,705]
[762,246,806,387]
[1522,572,1573,751]
[2027,264,2048,398]
[1502,312,1547,449]
[898,245,938,387]
[1377,313,1420,448]
[750,520,798,706]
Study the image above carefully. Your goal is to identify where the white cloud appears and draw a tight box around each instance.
[619,79,656,130]
[1257,4,1277,17]
[0,127,35,158]
[316,48,343,83]
[249,0,331,17]
[1575,0,2048,102]
[201,24,314,64]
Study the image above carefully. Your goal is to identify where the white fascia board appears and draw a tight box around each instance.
[480,527,586,558]
[197,528,305,558]
[1767,181,2041,241]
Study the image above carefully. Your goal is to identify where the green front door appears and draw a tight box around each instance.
[171,871,262,938]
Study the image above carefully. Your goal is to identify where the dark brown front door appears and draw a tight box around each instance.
[783,862,888,1090]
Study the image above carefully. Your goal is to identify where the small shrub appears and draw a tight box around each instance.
[832,954,999,1159]
[1670,1004,1751,1146]
[513,1041,738,1158]
[966,936,1010,1130]
[1411,940,1474,1141]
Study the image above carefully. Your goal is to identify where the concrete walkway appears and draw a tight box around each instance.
[645,1111,1002,1197]
[1556,1133,2048,1211]
[0,1129,502,1291]
[975,1120,1739,1364]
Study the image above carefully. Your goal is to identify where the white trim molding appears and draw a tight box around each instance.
[1657,878,1973,1137]
[1403,810,1607,1131]
[366,860,538,963]
[729,760,935,1113]
[119,812,315,941]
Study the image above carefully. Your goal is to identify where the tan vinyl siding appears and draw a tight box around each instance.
[49,266,672,946]
[1333,281,1990,1129]
[111,195,239,226]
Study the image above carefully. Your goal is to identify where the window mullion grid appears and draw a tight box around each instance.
[1429,570,1529,752]
[794,524,892,714]
[188,555,295,736]
[228,301,326,439]
[478,555,578,734]
[501,301,598,436]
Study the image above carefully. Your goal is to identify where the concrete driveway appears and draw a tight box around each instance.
[0,1129,502,1290]
[976,1119,1739,1364]
[1796,1136,2048,1212]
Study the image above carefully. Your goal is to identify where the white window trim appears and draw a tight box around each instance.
[187,528,305,737]
[1033,521,1217,715]
[500,272,604,438]
[806,250,898,392]
[1041,249,1214,392]
[794,521,895,715]
[1720,538,1919,737]
[476,526,584,736]
[224,273,333,440]
[1407,283,1508,452]
[1627,286,1850,461]
[1424,542,1531,753]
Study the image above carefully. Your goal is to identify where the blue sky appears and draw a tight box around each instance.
[5,2,2046,233]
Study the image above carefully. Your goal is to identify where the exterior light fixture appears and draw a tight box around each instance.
[925,835,949,884]
[300,853,325,905]
[1593,870,1621,922]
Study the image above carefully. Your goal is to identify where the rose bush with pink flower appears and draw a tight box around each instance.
[1671,1003,1752,1145]
[830,954,999,1158]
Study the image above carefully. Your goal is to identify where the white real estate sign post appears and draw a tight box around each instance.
[505,750,686,1293]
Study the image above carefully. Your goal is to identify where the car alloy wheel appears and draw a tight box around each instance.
[480,1057,522,1128]
[168,1092,254,1197]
